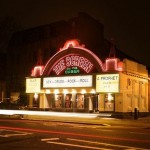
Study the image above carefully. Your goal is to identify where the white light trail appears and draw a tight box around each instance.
[0,109,102,118]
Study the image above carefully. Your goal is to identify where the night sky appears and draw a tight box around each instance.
[0,0,150,67]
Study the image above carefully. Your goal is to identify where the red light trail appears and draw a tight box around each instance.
[0,125,150,144]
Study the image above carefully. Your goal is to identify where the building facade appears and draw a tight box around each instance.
[26,39,149,118]
[7,12,106,102]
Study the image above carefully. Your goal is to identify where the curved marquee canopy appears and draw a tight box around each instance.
[42,40,106,76]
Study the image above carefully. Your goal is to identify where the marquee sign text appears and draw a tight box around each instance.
[26,78,41,93]
[96,74,119,93]
[53,55,93,75]
[43,75,93,88]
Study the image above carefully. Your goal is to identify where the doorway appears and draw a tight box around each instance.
[89,94,98,112]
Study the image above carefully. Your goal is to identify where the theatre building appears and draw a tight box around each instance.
[26,39,149,118]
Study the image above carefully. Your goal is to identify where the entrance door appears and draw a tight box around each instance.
[45,94,53,108]
[33,93,39,108]
[104,93,115,112]
[89,94,98,112]
[92,94,98,112]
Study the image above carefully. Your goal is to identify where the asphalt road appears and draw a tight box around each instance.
[0,118,150,150]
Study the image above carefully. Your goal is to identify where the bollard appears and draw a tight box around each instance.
[134,108,138,120]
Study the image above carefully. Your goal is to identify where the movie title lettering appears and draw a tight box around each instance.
[53,60,65,75]
[80,79,88,82]
[101,76,118,80]
[52,55,93,75]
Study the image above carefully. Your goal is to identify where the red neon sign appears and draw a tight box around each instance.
[61,39,81,50]
[105,58,123,72]
[41,39,124,76]
[31,66,44,77]
[52,54,93,75]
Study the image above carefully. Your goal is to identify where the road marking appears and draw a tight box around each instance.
[67,138,146,150]
[0,129,32,137]
[67,138,148,150]
[43,122,110,128]
[47,141,112,150]
[41,138,112,149]
[41,137,148,150]
[41,138,59,141]
[1,126,150,143]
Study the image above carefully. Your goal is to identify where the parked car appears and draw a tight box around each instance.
[0,101,26,110]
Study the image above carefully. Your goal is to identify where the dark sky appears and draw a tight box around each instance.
[0,0,150,67]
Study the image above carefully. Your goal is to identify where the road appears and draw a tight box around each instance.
[0,118,150,150]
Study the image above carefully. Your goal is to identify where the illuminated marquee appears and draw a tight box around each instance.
[43,75,93,88]
[26,78,41,93]
[52,55,93,75]
[96,74,119,93]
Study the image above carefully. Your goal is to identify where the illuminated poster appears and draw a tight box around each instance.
[26,78,41,93]
[104,94,114,111]
[76,94,84,109]
[65,94,72,108]
[55,94,62,108]
[96,74,119,93]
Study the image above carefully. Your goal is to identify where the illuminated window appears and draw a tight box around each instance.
[54,94,62,108]
[65,94,72,108]
[76,94,84,109]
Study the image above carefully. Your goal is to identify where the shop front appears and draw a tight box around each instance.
[96,74,119,113]
[26,39,149,117]
[42,75,97,112]
[26,74,118,113]
[26,75,99,112]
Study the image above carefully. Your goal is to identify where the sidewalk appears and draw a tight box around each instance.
[0,110,150,128]
[22,112,150,128]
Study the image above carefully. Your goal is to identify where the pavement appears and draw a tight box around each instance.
[0,111,150,128]
[24,114,150,128]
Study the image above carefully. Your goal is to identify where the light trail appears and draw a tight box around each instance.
[0,109,101,118]
[0,126,150,144]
